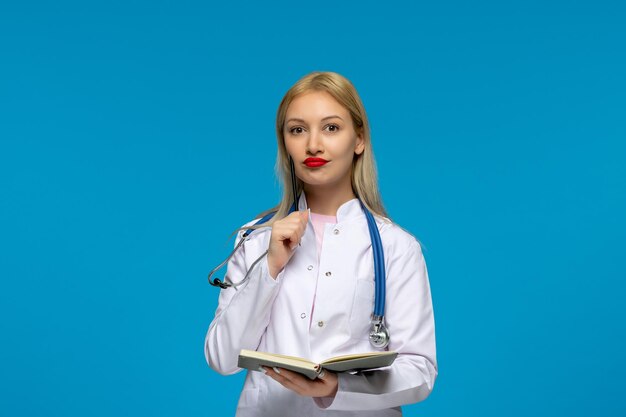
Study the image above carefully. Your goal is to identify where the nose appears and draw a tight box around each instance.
[306,128,323,155]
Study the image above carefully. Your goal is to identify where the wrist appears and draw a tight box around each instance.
[268,262,282,280]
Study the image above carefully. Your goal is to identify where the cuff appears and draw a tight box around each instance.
[260,255,286,285]
[313,396,335,409]
[312,372,364,410]
[312,372,353,410]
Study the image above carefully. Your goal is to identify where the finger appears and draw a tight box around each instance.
[286,229,304,250]
[272,368,319,392]
[299,209,309,227]
[277,223,302,238]
[272,375,306,396]
[266,367,315,392]
[292,216,308,246]
[281,211,308,231]
[288,236,300,250]
[270,213,308,252]
[286,211,305,223]
[276,223,300,239]
[275,227,302,250]
[262,367,305,395]
[280,211,308,229]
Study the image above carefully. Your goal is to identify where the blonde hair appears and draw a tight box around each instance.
[236,71,389,234]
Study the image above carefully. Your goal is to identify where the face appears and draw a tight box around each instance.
[283,91,364,192]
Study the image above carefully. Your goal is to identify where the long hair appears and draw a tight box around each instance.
[235,71,389,234]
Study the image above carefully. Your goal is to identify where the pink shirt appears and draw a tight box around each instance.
[310,211,338,262]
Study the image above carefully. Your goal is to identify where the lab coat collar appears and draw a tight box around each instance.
[297,191,364,223]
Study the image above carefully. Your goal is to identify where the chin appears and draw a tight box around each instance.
[301,177,343,189]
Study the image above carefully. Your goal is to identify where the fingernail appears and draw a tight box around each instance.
[258,366,267,374]
[273,367,281,374]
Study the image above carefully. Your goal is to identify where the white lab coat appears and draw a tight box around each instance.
[205,192,437,416]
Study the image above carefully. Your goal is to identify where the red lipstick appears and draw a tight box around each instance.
[304,158,328,168]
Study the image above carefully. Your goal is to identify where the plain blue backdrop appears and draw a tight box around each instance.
[1,1,624,416]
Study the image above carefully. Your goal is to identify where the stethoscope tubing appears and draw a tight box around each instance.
[208,157,390,348]
[360,200,386,318]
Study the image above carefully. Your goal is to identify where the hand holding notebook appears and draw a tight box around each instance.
[238,349,397,380]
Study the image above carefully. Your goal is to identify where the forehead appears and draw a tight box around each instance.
[286,91,349,120]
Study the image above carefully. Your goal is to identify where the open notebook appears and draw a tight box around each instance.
[238,349,397,380]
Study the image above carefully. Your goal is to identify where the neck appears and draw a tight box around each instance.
[303,181,356,216]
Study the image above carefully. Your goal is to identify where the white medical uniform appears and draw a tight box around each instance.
[205,192,437,416]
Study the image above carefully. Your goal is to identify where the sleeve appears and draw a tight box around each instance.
[314,238,438,410]
[204,228,287,375]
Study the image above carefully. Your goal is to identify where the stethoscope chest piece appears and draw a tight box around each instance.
[369,315,390,349]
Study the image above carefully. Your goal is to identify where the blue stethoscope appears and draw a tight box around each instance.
[207,158,391,349]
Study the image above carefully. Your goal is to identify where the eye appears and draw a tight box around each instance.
[325,124,340,133]
[288,126,305,135]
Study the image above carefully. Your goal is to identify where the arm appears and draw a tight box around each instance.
[205,210,308,374]
[316,238,438,410]
[204,229,286,375]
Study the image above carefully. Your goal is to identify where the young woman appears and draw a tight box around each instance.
[205,71,437,416]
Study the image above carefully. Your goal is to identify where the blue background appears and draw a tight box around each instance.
[1,1,624,416]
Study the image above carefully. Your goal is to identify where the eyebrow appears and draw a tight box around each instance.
[286,115,344,124]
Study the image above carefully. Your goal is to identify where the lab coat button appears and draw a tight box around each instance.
[325,271,332,277]
[300,313,307,319]
[317,321,324,327]
[307,265,313,271]
[333,229,339,235]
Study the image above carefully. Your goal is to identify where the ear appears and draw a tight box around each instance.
[355,132,365,155]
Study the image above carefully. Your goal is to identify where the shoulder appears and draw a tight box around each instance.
[235,217,273,242]
[374,215,424,259]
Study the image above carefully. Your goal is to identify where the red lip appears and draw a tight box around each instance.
[304,158,329,167]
